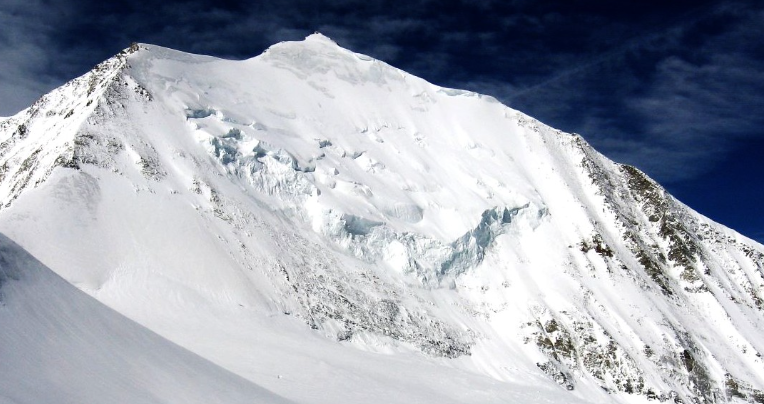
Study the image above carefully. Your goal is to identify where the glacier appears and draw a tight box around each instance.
[0,33,763,403]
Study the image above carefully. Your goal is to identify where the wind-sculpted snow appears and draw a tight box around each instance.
[1,34,764,404]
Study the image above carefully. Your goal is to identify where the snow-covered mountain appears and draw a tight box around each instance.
[1,33,763,403]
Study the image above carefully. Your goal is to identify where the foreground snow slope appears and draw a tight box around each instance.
[0,34,763,403]
[0,233,292,404]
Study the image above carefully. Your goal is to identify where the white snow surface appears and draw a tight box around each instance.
[0,234,292,404]
[1,34,763,403]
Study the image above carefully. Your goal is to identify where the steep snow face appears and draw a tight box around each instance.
[1,34,764,404]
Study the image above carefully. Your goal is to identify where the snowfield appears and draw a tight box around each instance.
[0,34,763,403]
[0,234,293,404]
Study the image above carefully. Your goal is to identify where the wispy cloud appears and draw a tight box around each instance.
[0,0,62,115]
[0,0,127,115]
[619,51,764,179]
[601,4,764,182]
[457,1,764,184]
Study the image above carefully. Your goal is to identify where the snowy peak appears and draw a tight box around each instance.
[1,38,764,404]
[108,36,549,244]
[258,31,411,89]
[304,31,340,44]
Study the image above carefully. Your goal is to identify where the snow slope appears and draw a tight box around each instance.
[0,233,292,404]
[0,34,763,403]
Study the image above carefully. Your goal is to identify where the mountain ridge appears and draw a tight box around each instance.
[1,34,763,403]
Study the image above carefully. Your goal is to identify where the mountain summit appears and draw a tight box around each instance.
[1,34,763,404]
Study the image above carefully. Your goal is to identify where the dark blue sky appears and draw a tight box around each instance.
[1,0,762,243]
